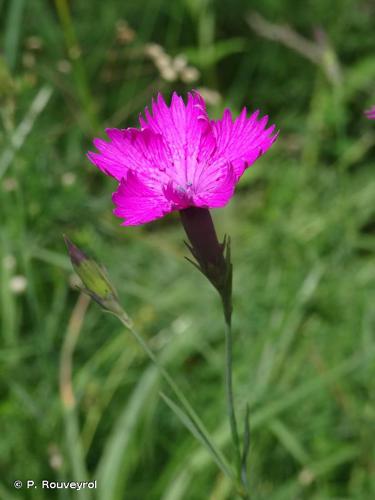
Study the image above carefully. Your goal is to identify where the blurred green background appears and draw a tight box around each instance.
[1,0,374,498]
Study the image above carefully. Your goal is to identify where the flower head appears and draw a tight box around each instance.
[365,106,375,120]
[88,91,278,225]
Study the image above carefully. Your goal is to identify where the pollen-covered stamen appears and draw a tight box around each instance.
[176,181,194,193]
[163,180,194,209]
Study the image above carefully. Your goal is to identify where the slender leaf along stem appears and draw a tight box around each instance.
[115,311,237,484]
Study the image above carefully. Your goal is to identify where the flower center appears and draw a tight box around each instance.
[177,181,193,194]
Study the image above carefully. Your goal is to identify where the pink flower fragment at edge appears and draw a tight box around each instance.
[365,106,375,119]
[88,92,278,226]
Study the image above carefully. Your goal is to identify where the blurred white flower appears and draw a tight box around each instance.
[10,275,28,294]
[180,66,200,83]
[144,44,200,83]
[48,444,64,470]
[160,66,178,82]
[57,60,72,74]
[26,36,43,51]
[196,87,222,106]
[144,43,164,58]
[115,19,135,44]
[298,468,315,485]
[173,54,188,72]
[61,172,76,187]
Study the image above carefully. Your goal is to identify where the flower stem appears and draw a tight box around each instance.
[179,208,249,497]
[224,314,241,472]
[222,306,250,499]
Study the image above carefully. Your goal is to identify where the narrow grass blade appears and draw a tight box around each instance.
[241,404,250,491]
[160,392,234,481]
[0,85,53,180]
[63,408,91,500]
[4,0,25,70]
[96,365,159,500]
[0,239,17,346]
[269,418,310,465]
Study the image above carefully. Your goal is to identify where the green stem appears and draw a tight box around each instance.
[223,311,243,479]
[222,293,249,499]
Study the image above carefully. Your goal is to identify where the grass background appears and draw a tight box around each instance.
[0,0,374,498]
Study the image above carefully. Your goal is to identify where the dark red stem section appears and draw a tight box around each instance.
[179,207,225,269]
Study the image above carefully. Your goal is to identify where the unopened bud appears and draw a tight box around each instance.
[64,235,125,317]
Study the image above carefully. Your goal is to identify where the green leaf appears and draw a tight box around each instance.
[160,392,235,482]
[4,0,25,70]
[97,366,160,500]
[241,404,250,490]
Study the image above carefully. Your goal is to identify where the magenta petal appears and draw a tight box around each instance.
[194,163,236,208]
[365,106,375,119]
[211,107,278,179]
[88,127,173,182]
[112,172,172,225]
[139,91,211,184]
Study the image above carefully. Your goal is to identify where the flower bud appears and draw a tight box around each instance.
[64,235,125,317]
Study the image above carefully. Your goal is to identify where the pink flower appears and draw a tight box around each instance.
[365,106,375,119]
[88,92,278,225]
